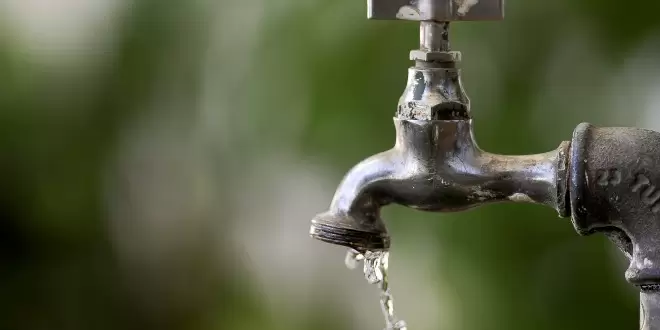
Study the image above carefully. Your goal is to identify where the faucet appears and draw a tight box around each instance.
[308,1,660,328]
[311,1,568,252]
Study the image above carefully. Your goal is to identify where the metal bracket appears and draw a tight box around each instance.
[368,0,504,21]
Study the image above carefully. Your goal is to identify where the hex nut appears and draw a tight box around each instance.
[409,50,462,63]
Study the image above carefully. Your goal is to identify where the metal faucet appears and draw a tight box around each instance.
[309,1,660,328]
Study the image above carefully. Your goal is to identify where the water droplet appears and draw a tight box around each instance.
[364,251,385,284]
[391,320,408,330]
[345,249,364,270]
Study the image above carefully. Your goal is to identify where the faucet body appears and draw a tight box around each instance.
[310,6,660,328]
[311,117,568,251]
[311,42,569,251]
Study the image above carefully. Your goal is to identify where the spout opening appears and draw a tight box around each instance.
[310,220,390,251]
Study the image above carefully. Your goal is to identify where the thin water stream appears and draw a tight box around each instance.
[345,249,408,330]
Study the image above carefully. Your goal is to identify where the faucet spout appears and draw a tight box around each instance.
[310,149,404,251]
[310,118,570,251]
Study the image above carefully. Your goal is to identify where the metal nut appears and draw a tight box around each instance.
[409,50,462,62]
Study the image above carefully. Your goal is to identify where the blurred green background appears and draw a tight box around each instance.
[3,0,660,329]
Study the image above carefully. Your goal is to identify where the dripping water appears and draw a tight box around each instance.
[346,249,408,330]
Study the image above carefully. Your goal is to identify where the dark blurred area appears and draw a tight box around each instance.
[2,0,660,329]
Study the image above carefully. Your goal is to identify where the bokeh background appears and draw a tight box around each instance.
[2,0,660,329]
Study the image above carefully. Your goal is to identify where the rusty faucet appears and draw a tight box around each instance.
[309,1,660,328]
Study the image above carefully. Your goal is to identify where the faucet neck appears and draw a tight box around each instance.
[420,21,450,52]
[396,65,469,121]
[392,118,570,213]
[393,119,477,160]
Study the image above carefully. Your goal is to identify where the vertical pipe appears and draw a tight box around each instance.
[641,292,660,329]
[420,21,450,52]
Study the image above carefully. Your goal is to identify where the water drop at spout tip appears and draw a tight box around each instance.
[364,251,386,284]
[345,249,364,270]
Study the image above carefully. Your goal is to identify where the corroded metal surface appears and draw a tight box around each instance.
[568,124,660,288]
[396,65,469,120]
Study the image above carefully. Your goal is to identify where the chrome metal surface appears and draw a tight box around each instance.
[420,21,450,52]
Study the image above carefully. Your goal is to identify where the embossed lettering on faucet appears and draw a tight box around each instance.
[632,174,650,192]
[597,169,621,187]
[632,173,660,213]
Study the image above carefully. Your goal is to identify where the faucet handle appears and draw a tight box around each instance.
[368,0,504,21]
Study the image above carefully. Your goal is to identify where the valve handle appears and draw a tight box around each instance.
[368,0,504,21]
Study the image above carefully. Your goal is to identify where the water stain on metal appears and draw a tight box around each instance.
[644,258,654,268]
[396,5,421,20]
[454,0,479,16]
[508,193,535,203]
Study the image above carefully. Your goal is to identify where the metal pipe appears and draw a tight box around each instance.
[641,292,660,329]
[420,21,450,52]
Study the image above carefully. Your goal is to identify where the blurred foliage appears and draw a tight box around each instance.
[1,0,660,329]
